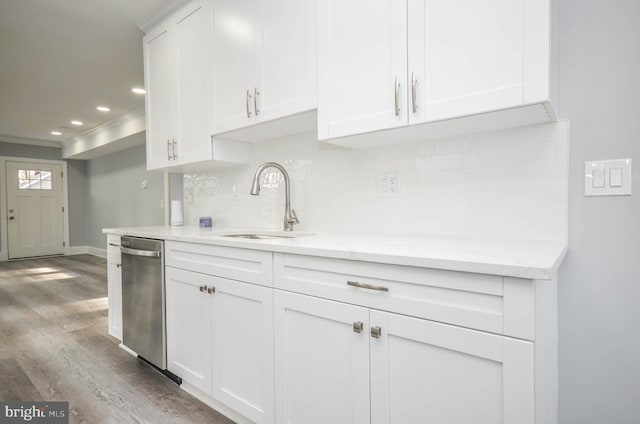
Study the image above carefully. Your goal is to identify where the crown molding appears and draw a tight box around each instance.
[62,107,146,160]
[138,0,191,33]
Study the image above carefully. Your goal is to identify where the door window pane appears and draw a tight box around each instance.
[17,169,53,190]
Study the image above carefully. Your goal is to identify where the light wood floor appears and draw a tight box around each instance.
[0,254,234,424]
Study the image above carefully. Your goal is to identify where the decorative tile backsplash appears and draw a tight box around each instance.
[183,121,568,241]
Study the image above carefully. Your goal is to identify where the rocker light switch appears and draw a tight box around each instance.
[609,167,623,187]
[585,159,632,196]
[592,168,606,188]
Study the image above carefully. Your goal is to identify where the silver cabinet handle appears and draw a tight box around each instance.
[172,139,177,160]
[371,326,382,338]
[411,72,417,113]
[254,87,260,116]
[199,285,207,292]
[116,263,121,268]
[121,246,161,258]
[246,89,253,118]
[207,287,216,294]
[347,280,389,292]
[394,76,400,116]
[353,322,364,334]
[108,243,119,247]
[167,139,172,161]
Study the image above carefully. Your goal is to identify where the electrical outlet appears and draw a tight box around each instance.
[378,173,399,198]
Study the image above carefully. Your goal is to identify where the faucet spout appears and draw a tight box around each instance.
[250,162,300,231]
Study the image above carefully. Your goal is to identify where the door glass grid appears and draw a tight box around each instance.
[18,169,52,190]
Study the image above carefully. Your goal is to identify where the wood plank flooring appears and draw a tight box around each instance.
[0,255,234,424]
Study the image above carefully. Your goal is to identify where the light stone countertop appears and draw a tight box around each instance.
[103,226,568,280]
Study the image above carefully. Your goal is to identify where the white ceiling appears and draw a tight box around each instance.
[0,0,175,147]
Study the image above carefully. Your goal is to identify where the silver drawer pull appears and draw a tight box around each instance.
[207,287,216,294]
[353,321,364,334]
[371,326,382,339]
[108,242,119,247]
[347,280,389,292]
[199,285,207,292]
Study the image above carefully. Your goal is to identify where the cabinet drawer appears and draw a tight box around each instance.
[274,253,534,340]
[165,241,273,287]
[107,234,121,255]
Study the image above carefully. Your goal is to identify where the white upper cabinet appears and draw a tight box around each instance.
[317,0,408,140]
[143,0,248,171]
[144,25,175,169]
[318,0,554,145]
[210,0,255,133]
[211,0,316,141]
[173,2,214,166]
[409,0,548,124]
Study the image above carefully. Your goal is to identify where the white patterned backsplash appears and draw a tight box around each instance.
[183,121,568,241]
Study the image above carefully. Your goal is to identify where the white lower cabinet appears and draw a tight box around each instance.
[369,311,534,424]
[106,235,122,341]
[166,267,214,395]
[274,290,534,424]
[161,244,553,424]
[274,291,370,424]
[166,266,274,424]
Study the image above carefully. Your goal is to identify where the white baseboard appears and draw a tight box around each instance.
[65,246,89,255]
[180,382,252,424]
[88,246,107,258]
[65,245,107,258]
[1,245,106,261]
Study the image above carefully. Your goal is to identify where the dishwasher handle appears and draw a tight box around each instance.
[121,246,161,258]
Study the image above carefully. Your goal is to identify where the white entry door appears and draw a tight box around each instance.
[6,161,64,259]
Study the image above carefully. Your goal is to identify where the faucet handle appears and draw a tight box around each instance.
[288,209,300,225]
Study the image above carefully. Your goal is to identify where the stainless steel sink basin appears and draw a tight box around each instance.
[220,232,314,240]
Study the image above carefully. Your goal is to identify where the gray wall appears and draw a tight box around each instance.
[85,143,164,249]
[557,0,640,422]
[0,141,62,160]
[66,160,88,246]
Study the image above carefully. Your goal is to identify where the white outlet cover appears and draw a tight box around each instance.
[585,158,632,196]
[378,173,399,198]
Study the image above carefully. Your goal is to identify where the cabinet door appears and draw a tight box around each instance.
[144,24,175,170]
[174,0,213,165]
[318,0,407,140]
[256,0,316,122]
[211,0,256,134]
[165,267,214,395]
[274,291,370,424]
[106,253,122,341]
[370,310,534,424]
[409,0,530,124]
[211,278,274,424]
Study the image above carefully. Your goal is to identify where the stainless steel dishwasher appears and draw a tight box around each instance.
[120,236,166,370]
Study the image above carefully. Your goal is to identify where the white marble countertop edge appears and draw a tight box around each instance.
[103,226,567,281]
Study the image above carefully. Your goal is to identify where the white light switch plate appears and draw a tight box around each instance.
[585,158,632,196]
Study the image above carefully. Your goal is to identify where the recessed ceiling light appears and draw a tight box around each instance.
[70,120,83,126]
[131,87,146,94]
[50,131,62,136]
[96,106,110,112]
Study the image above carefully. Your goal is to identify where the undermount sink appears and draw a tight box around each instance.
[220,232,314,240]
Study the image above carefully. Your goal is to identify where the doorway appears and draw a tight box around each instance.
[5,160,65,259]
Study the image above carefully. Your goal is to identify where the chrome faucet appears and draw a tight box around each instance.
[250,162,299,231]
